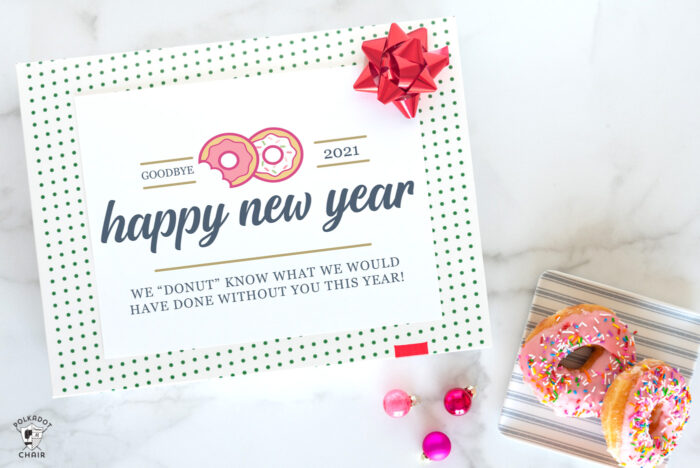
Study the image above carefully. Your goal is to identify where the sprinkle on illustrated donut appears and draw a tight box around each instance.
[199,133,259,187]
[250,127,303,182]
[518,304,637,418]
[602,359,691,468]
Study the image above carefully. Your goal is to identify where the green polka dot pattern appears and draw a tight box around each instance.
[16,17,490,396]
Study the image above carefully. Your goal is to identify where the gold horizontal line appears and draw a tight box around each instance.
[140,156,194,166]
[143,180,197,190]
[155,242,372,273]
[313,135,367,144]
[317,159,370,169]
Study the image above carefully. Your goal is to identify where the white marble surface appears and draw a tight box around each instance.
[1,1,700,466]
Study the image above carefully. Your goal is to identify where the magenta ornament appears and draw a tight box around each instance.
[421,431,451,461]
[443,386,475,416]
[383,389,416,418]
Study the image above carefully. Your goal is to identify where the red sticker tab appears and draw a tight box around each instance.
[394,342,429,358]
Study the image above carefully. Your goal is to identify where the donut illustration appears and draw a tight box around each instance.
[199,133,259,187]
[251,127,303,182]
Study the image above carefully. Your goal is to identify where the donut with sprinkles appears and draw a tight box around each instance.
[250,127,303,182]
[602,359,692,467]
[518,304,637,418]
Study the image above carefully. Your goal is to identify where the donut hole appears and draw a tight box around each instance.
[560,345,604,370]
[262,145,284,165]
[219,152,239,169]
[648,402,665,436]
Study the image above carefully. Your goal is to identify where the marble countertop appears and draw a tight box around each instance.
[1,1,699,466]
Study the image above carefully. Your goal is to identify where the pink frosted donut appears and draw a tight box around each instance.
[199,133,259,187]
[250,127,303,182]
[518,304,637,418]
[602,359,692,468]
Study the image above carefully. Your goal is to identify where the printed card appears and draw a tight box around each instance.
[75,67,441,358]
[17,17,491,396]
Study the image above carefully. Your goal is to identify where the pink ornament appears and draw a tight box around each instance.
[421,431,451,461]
[443,386,475,416]
[383,389,417,418]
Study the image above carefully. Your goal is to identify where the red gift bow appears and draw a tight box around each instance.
[353,23,450,118]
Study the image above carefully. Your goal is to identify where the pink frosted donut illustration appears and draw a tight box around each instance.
[199,133,259,187]
[250,127,303,182]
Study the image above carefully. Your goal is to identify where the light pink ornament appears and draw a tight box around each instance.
[382,389,418,418]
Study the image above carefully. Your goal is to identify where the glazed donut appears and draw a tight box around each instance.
[199,133,259,187]
[602,359,691,467]
[518,304,637,418]
[251,127,303,182]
